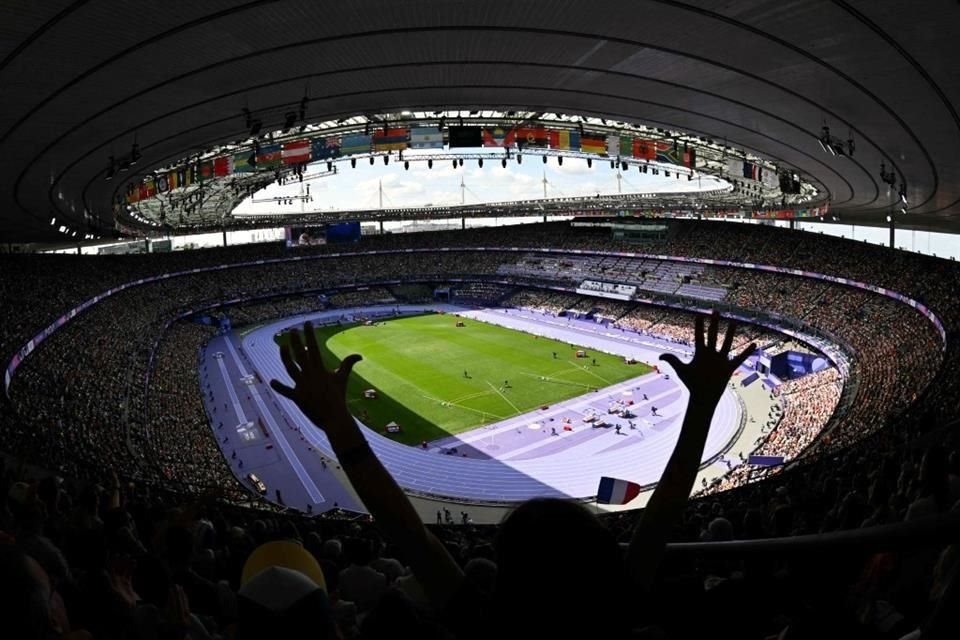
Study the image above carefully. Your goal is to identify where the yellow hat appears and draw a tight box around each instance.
[241,540,327,592]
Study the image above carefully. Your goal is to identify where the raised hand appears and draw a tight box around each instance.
[658,310,756,403]
[628,311,756,589]
[269,321,362,430]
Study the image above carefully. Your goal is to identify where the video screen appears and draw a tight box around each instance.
[325,221,361,244]
[285,225,328,248]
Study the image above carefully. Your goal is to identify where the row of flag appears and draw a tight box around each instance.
[124,126,697,204]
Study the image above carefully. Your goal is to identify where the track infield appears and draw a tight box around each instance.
[276,312,652,444]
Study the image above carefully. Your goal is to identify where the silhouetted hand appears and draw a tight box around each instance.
[659,311,756,404]
[270,321,362,430]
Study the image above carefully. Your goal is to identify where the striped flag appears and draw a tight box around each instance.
[257,144,282,170]
[340,134,372,155]
[619,136,634,158]
[596,476,641,505]
[410,127,444,149]
[606,135,620,158]
[515,126,549,148]
[372,128,409,151]
[550,129,580,151]
[281,140,311,165]
[580,135,606,155]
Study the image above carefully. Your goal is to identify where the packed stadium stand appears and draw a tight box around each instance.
[3,2,960,638]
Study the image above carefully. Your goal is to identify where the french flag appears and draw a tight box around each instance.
[596,476,641,505]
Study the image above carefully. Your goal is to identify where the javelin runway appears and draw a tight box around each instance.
[201,304,742,514]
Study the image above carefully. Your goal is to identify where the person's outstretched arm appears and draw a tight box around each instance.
[626,311,755,589]
[270,321,464,607]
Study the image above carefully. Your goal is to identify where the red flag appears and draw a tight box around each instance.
[281,140,311,165]
[213,156,232,176]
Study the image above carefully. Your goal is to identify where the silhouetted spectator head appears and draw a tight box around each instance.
[706,517,734,542]
[0,545,54,640]
[344,537,373,566]
[495,498,628,637]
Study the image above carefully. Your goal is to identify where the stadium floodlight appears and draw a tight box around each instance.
[452,159,457,169]
[586,158,592,168]
[517,154,522,164]
[327,161,333,171]
[383,155,389,165]
[404,161,410,170]
[542,155,547,164]
[428,159,433,169]
[557,156,563,165]
[351,158,356,168]
[50,217,56,225]
[501,158,507,168]
[369,156,375,165]
[458,157,463,167]
[478,158,483,168]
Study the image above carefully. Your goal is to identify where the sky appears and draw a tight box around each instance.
[232,149,727,216]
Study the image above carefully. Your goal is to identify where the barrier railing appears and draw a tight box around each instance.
[654,511,960,557]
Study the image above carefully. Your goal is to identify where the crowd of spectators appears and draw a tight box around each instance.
[1,219,959,637]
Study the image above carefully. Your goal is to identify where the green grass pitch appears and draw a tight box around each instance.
[276,313,652,445]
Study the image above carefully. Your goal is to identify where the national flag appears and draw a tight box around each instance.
[372,128,409,152]
[410,127,444,149]
[156,173,169,193]
[742,161,761,181]
[683,146,696,169]
[656,141,682,166]
[177,167,188,188]
[125,183,139,204]
[606,135,620,158]
[448,126,483,148]
[515,126,549,148]
[281,140,311,165]
[551,129,580,151]
[481,126,515,147]
[139,177,156,201]
[206,156,223,181]
[167,170,178,190]
[762,168,779,189]
[257,144,282,170]
[340,133,372,155]
[580,135,606,155]
[633,139,657,160]
[596,476,641,505]
[619,136,634,158]
[233,151,255,173]
[311,137,341,160]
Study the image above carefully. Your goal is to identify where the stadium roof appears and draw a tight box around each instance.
[1,0,958,242]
